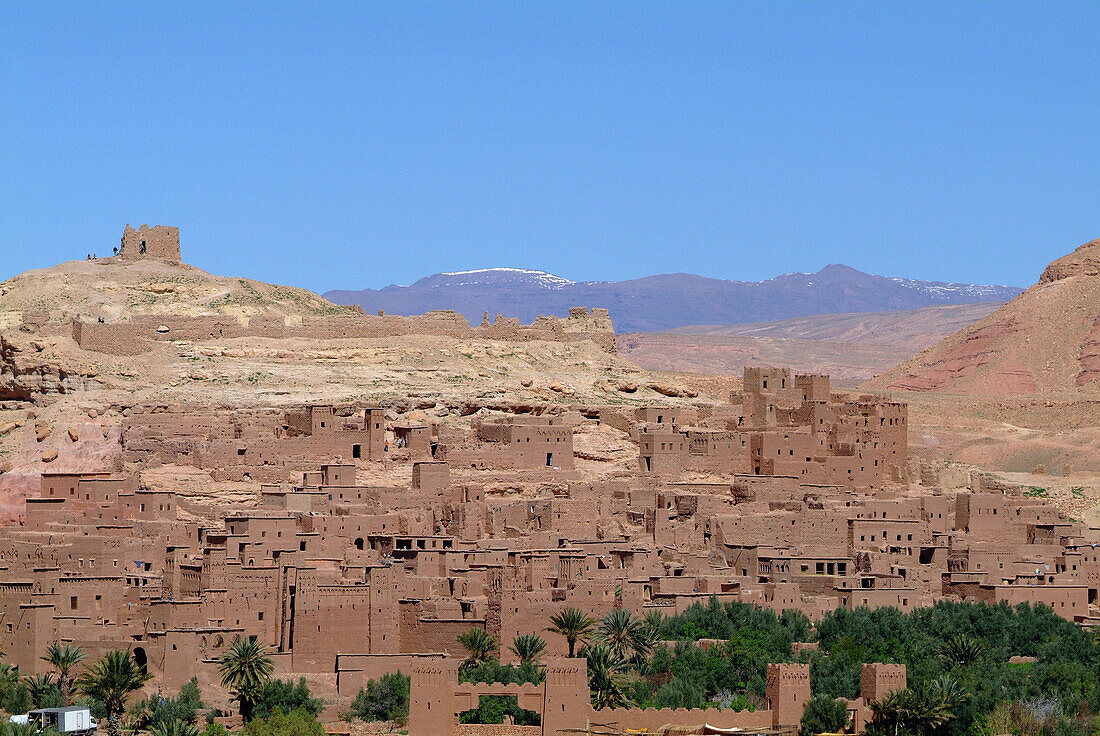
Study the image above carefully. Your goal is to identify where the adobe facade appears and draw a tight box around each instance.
[0,367,1097,732]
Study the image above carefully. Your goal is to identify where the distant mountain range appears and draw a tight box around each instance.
[324,265,1023,333]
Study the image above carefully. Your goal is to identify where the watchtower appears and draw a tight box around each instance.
[119,224,181,262]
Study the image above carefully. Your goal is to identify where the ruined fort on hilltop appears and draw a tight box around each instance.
[0,226,1098,734]
[9,226,616,355]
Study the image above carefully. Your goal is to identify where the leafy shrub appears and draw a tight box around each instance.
[345,672,410,723]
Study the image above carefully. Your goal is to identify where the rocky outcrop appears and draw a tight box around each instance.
[1039,238,1100,284]
[0,333,89,401]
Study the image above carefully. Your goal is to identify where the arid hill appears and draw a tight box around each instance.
[0,255,707,522]
[0,257,341,330]
[667,303,1004,352]
[618,303,1001,381]
[867,238,1100,396]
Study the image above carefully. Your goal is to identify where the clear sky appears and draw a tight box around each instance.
[2,2,1099,293]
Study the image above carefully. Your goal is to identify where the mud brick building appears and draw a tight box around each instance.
[0,367,1097,732]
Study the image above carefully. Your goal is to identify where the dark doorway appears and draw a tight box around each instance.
[133,647,148,673]
[352,444,361,459]
[354,538,364,551]
[546,453,553,467]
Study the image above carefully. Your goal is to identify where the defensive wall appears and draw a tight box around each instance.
[407,658,903,736]
[68,307,615,355]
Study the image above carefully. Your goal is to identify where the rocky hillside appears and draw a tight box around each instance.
[867,238,1100,396]
[0,257,341,329]
[326,264,1022,333]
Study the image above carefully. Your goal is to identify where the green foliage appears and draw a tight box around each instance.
[242,709,326,736]
[217,638,274,722]
[132,678,205,729]
[457,629,499,667]
[202,725,230,736]
[597,609,653,663]
[546,608,596,657]
[510,634,548,665]
[584,641,632,710]
[41,643,86,706]
[653,677,705,709]
[0,664,31,716]
[458,695,540,726]
[345,672,410,724]
[76,649,152,736]
[149,722,200,736]
[800,694,850,735]
[251,678,323,720]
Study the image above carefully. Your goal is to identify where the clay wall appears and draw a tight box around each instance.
[119,224,181,261]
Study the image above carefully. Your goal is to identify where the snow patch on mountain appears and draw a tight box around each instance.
[435,268,575,290]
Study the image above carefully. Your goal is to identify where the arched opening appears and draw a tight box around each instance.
[132,646,148,674]
[354,538,364,551]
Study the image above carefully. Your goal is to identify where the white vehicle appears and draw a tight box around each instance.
[18,707,97,735]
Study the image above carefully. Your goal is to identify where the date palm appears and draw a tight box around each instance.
[546,608,596,658]
[42,642,86,705]
[217,638,274,722]
[510,634,547,666]
[149,722,200,736]
[77,650,152,736]
[596,609,652,662]
[583,642,632,710]
[25,673,56,707]
[938,633,985,668]
[457,628,499,667]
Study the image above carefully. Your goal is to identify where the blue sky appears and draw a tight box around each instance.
[2,2,1098,293]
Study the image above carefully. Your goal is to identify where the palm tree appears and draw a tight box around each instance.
[77,649,152,736]
[596,609,652,663]
[457,628,499,667]
[149,722,199,736]
[510,634,548,666]
[868,687,953,736]
[583,642,632,710]
[938,633,985,668]
[217,638,274,723]
[24,672,55,707]
[546,608,596,657]
[42,642,86,705]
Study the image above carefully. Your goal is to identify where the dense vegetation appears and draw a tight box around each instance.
[3,599,1097,736]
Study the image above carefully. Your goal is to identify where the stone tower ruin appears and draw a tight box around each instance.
[119,224,181,262]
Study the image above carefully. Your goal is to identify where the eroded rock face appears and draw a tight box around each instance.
[1039,238,1100,284]
[0,334,86,401]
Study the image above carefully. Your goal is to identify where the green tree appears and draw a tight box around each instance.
[345,671,410,723]
[800,694,850,735]
[251,678,322,720]
[76,649,152,736]
[597,609,652,663]
[654,678,705,709]
[24,673,58,708]
[0,664,32,717]
[133,677,205,729]
[217,638,274,723]
[149,723,200,736]
[510,634,547,666]
[41,643,86,705]
[547,608,596,658]
[457,628,499,667]
[938,634,985,668]
[584,642,632,710]
[242,709,326,736]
